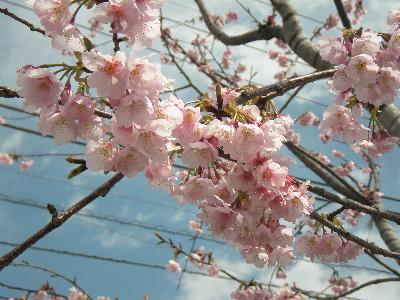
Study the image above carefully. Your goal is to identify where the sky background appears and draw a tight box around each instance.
[0,0,400,299]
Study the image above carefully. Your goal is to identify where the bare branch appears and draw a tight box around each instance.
[0,173,124,271]
[333,0,352,29]
[364,251,400,277]
[12,261,91,299]
[286,142,366,203]
[0,86,21,98]
[328,277,400,299]
[236,69,335,104]
[0,7,45,35]
[194,0,282,45]
[308,185,400,225]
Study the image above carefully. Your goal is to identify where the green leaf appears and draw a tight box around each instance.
[67,164,88,179]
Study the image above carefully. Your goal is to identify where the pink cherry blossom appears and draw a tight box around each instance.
[189,220,203,234]
[0,153,14,165]
[319,39,348,65]
[179,177,215,203]
[39,111,78,145]
[387,9,400,27]
[208,264,219,277]
[166,260,181,273]
[85,139,115,172]
[33,0,71,35]
[181,141,217,168]
[113,147,148,177]
[345,54,379,83]
[144,159,173,191]
[319,233,342,262]
[295,232,321,261]
[114,94,154,127]
[298,111,320,126]
[255,160,287,190]
[69,287,88,300]
[51,25,85,54]
[20,159,34,171]
[351,31,382,57]
[83,50,129,98]
[17,67,61,111]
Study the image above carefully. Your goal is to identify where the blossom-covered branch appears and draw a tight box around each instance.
[311,211,400,260]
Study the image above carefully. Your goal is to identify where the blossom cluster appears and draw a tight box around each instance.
[231,286,300,300]
[0,152,34,171]
[319,10,400,156]
[296,232,361,263]
[10,286,107,300]
[16,0,365,273]
[329,274,357,295]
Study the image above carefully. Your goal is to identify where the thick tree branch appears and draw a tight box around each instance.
[270,0,332,70]
[286,142,366,203]
[194,0,282,45]
[378,104,400,137]
[373,207,400,254]
[0,173,124,271]
[333,0,352,29]
[308,185,400,225]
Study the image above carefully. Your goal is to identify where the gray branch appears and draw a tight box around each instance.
[194,0,282,45]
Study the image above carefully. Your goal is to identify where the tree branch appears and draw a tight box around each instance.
[0,173,124,271]
[333,0,352,29]
[0,86,21,98]
[236,69,335,104]
[286,141,366,203]
[0,7,45,35]
[328,277,400,299]
[308,185,400,225]
[311,211,400,261]
[364,251,400,277]
[270,0,332,70]
[194,0,282,45]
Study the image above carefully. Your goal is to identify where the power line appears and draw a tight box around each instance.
[0,241,231,280]
[0,190,393,276]
[0,164,198,215]
[252,0,326,25]
[0,192,224,245]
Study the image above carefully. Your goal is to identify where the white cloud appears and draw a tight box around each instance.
[176,258,266,300]
[73,216,141,250]
[0,131,24,152]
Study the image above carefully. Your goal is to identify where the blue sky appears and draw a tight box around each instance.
[0,0,399,299]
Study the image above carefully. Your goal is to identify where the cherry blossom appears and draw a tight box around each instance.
[83,50,129,99]
[17,67,61,111]
[33,0,71,35]
[20,159,34,171]
[166,260,181,273]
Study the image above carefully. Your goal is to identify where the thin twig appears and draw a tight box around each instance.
[0,7,46,35]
